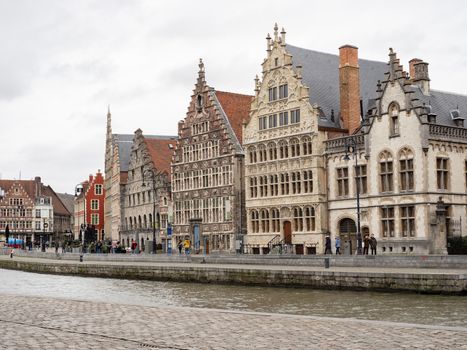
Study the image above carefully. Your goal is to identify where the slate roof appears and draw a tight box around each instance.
[215,91,253,144]
[286,44,388,129]
[114,134,133,172]
[43,186,70,216]
[57,193,75,215]
[144,136,178,175]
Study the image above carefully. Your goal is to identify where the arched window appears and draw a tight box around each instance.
[128,217,132,229]
[149,213,153,228]
[143,215,147,229]
[248,146,257,164]
[271,208,280,232]
[399,148,414,191]
[304,206,315,231]
[268,142,277,160]
[293,207,303,231]
[251,210,259,233]
[260,209,270,233]
[302,136,312,155]
[389,102,400,136]
[379,151,394,193]
[290,138,300,157]
[138,215,142,229]
[279,140,288,159]
[258,144,267,162]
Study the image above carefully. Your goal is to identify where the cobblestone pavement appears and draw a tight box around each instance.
[0,294,466,350]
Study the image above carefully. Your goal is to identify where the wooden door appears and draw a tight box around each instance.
[283,221,292,244]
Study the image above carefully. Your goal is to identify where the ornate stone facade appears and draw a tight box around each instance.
[243,26,331,254]
[171,60,252,254]
[325,48,467,255]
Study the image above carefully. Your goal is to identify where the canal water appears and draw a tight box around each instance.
[0,268,465,327]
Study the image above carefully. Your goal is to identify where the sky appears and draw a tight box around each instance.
[1,0,467,193]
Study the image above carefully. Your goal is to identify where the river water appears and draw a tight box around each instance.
[0,268,465,327]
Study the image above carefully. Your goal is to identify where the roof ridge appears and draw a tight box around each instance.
[431,88,467,99]
[215,90,254,98]
[144,134,178,139]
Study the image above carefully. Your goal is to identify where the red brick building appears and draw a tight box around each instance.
[74,170,105,241]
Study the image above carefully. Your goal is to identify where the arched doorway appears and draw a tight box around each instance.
[339,218,357,255]
[283,221,292,244]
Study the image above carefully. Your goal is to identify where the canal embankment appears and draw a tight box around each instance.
[0,253,466,294]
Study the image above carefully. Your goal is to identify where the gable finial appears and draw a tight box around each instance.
[266,33,271,54]
[274,23,279,41]
[281,27,286,46]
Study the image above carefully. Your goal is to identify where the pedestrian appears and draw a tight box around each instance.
[370,234,377,255]
[184,238,191,255]
[335,236,341,255]
[178,240,183,255]
[131,239,137,254]
[363,234,370,255]
[324,235,332,254]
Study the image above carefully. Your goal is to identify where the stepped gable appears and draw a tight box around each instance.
[0,180,36,200]
[215,91,253,144]
[144,135,178,175]
[286,44,387,129]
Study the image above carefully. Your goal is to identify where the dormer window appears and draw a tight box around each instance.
[389,102,400,136]
[450,109,464,127]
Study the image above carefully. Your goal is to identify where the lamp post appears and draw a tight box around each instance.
[142,169,162,254]
[343,137,362,255]
[75,184,85,247]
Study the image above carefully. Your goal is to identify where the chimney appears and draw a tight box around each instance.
[34,176,42,197]
[339,45,361,134]
[410,58,430,95]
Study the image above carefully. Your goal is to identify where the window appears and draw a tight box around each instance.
[302,137,312,155]
[280,173,289,195]
[379,151,394,193]
[290,138,300,157]
[293,207,303,231]
[389,103,400,136]
[279,140,288,159]
[356,165,367,194]
[291,109,300,124]
[271,208,280,232]
[268,142,277,160]
[202,170,209,188]
[259,176,268,197]
[279,111,288,126]
[465,160,467,191]
[292,172,301,194]
[35,221,41,230]
[279,84,288,99]
[400,206,415,237]
[303,170,313,193]
[258,145,267,162]
[249,147,257,164]
[381,207,395,237]
[259,116,268,130]
[249,177,258,198]
[268,87,277,102]
[260,209,269,232]
[251,210,259,233]
[269,175,279,196]
[222,197,231,221]
[95,184,103,195]
[437,158,449,190]
[304,206,315,231]
[91,213,99,225]
[91,200,99,210]
[268,114,277,128]
[399,148,414,191]
[337,167,349,197]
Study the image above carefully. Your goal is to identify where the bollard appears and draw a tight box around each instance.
[79,254,83,263]
[324,257,330,268]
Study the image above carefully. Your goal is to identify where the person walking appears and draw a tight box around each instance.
[178,240,183,255]
[184,238,191,255]
[370,234,377,255]
[363,235,370,255]
[335,236,341,255]
[324,235,332,254]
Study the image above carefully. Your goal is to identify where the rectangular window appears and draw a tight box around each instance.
[303,170,313,193]
[91,200,99,210]
[95,184,103,195]
[280,173,289,195]
[292,172,301,194]
[381,207,395,237]
[259,116,268,130]
[91,213,99,225]
[269,175,279,196]
[35,209,41,218]
[356,165,367,194]
[400,206,415,237]
[291,109,300,124]
[268,87,277,102]
[437,158,449,190]
[249,177,258,198]
[279,111,289,126]
[400,158,414,191]
[336,167,349,197]
[380,160,394,192]
[278,84,288,99]
[35,221,41,230]
[268,114,277,128]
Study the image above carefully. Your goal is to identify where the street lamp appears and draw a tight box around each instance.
[343,137,362,255]
[142,169,163,254]
[75,183,85,247]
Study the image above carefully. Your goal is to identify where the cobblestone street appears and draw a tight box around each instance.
[0,294,466,349]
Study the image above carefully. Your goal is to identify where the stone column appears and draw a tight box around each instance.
[431,197,448,255]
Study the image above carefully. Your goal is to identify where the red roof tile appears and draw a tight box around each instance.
[144,137,177,175]
[215,91,253,143]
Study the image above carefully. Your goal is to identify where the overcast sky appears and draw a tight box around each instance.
[1,0,466,193]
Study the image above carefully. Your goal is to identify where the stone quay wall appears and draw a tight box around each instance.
[0,255,465,295]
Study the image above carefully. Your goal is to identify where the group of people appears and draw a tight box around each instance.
[177,238,191,255]
[325,234,377,255]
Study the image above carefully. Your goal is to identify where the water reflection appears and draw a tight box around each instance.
[0,268,465,327]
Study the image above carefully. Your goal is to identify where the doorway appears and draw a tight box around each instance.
[339,218,357,255]
[283,221,292,244]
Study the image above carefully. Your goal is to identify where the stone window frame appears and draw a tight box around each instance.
[250,210,259,233]
[260,209,270,233]
[303,170,313,193]
[336,167,349,197]
[248,146,257,164]
[278,83,288,99]
[293,207,303,232]
[259,175,268,197]
[279,140,289,159]
[279,111,289,126]
[268,142,277,160]
[400,205,415,237]
[381,206,395,238]
[436,157,449,190]
[269,174,279,196]
[388,102,400,137]
[271,208,280,232]
[302,136,312,155]
[290,138,300,157]
[355,164,368,195]
[280,173,290,195]
[379,150,394,193]
[399,147,414,192]
[290,108,301,124]
[291,171,301,194]
[304,206,316,232]
[258,144,267,162]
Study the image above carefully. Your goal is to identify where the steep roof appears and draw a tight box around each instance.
[57,193,75,214]
[43,186,70,216]
[286,44,388,129]
[215,91,253,143]
[0,180,36,200]
[114,134,133,172]
[144,136,178,175]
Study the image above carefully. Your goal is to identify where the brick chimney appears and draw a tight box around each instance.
[34,176,42,197]
[339,45,361,134]
[409,58,430,95]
